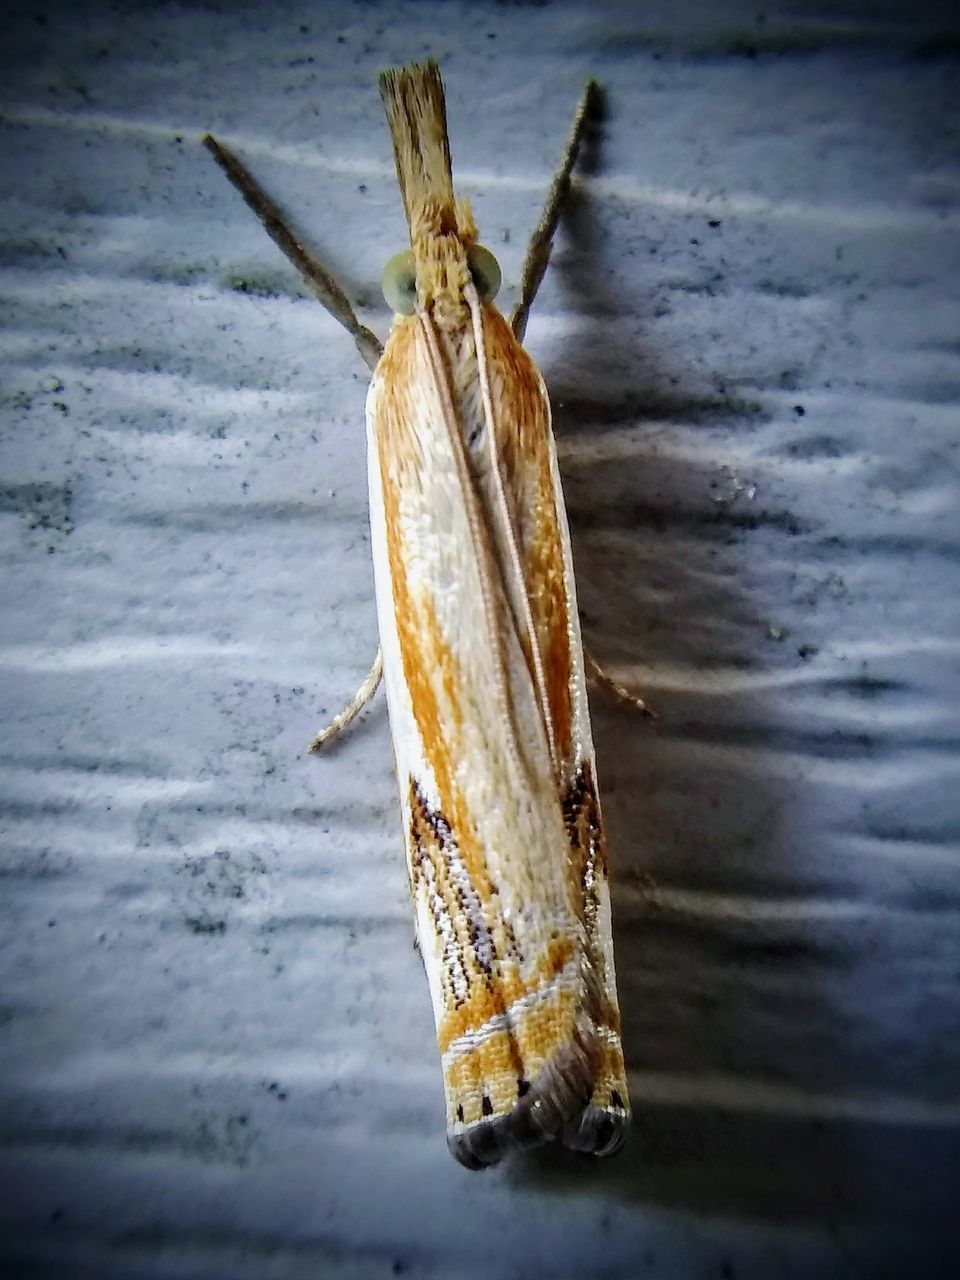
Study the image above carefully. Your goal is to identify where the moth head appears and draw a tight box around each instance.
[381,240,501,317]
[379,60,501,323]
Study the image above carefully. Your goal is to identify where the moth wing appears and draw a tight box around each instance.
[481,306,631,1155]
[368,311,627,1167]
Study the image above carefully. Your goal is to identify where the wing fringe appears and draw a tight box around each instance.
[448,956,627,1169]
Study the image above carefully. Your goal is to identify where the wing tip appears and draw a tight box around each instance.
[446,1028,630,1169]
[448,1099,630,1170]
[561,1102,630,1159]
[447,1104,546,1170]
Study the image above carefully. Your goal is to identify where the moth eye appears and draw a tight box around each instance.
[381,248,417,315]
[467,243,501,302]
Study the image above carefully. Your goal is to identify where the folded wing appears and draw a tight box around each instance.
[368,304,629,1167]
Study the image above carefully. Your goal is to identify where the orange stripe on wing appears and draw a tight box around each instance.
[375,326,515,1007]
[482,307,574,767]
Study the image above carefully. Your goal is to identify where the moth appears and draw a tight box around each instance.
[205,60,632,1168]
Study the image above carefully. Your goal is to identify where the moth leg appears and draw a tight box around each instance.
[584,647,655,719]
[510,79,600,343]
[309,649,384,752]
[203,134,384,372]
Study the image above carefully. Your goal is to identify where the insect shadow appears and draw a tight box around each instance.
[508,117,953,1240]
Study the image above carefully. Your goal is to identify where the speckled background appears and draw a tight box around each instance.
[1,2,958,1276]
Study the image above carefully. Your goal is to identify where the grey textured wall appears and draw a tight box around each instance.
[1,2,958,1276]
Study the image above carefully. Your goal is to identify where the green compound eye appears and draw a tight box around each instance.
[467,243,501,302]
[381,248,417,315]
